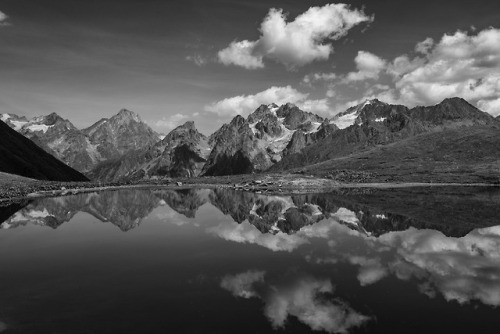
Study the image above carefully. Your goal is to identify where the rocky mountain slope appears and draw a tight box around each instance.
[1,109,160,175]
[3,97,498,182]
[202,103,336,176]
[89,121,211,181]
[0,119,88,181]
[272,97,498,173]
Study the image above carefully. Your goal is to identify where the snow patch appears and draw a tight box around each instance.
[375,214,387,219]
[1,114,11,122]
[26,123,52,133]
[267,124,295,153]
[375,117,386,123]
[249,121,259,135]
[268,104,278,115]
[10,120,28,131]
[306,122,322,134]
[330,111,358,129]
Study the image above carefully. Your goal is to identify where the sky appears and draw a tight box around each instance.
[1,0,500,135]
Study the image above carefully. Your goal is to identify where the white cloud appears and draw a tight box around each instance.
[415,37,434,55]
[155,113,189,131]
[343,51,387,83]
[208,220,309,252]
[0,11,7,25]
[264,277,369,333]
[185,54,209,67]
[217,4,373,69]
[220,270,265,298]
[303,72,337,84]
[221,272,371,333]
[338,28,500,117]
[218,40,264,69]
[203,86,308,117]
[391,28,500,115]
[299,98,331,115]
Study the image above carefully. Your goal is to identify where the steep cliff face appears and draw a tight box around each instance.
[202,103,328,176]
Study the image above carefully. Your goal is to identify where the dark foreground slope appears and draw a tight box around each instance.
[0,120,89,181]
[297,125,500,183]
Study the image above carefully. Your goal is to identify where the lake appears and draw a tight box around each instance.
[1,186,500,333]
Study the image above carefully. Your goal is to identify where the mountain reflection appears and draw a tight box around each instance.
[3,187,499,237]
[2,186,500,311]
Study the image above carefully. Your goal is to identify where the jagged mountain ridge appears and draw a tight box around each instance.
[89,121,211,181]
[202,103,333,176]
[3,96,498,181]
[0,119,88,181]
[272,97,498,173]
[1,109,160,175]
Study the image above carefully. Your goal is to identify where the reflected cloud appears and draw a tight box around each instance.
[220,272,370,333]
[378,226,500,306]
[313,220,500,307]
[208,221,308,252]
[220,270,265,298]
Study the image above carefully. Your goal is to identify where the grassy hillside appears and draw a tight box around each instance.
[296,126,500,183]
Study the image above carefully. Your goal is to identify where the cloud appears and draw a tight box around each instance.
[0,11,7,25]
[220,270,265,298]
[217,4,373,69]
[155,113,189,131]
[314,215,500,307]
[300,98,331,114]
[203,86,308,117]
[220,272,371,333]
[343,51,387,83]
[415,37,434,55]
[208,220,309,252]
[337,28,500,117]
[387,28,500,115]
[303,72,337,84]
[218,40,264,69]
[185,54,209,67]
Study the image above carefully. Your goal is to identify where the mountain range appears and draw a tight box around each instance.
[1,97,499,182]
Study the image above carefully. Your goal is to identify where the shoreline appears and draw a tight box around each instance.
[1,175,499,204]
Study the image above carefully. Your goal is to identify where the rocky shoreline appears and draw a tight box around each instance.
[1,172,498,205]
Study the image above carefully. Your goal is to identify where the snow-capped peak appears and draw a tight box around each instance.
[330,99,387,129]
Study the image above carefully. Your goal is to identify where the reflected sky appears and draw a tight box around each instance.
[1,187,500,333]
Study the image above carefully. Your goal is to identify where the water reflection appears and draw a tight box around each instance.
[221,271,370,333]
[1,186,500,332]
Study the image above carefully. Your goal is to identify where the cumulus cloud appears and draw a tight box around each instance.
[155,113,189,131]
[343,51,387,83]
[217,4,373,69]
[220,270,265,298]
[220,272,370,333]
[218,40,264,69]
[337,28,500,116]
[314,215,500,307]
[204,85,330,117]
[208,220,309,252]
[415,37,434,55]
[303,72,337,85]
[0,11,8,25]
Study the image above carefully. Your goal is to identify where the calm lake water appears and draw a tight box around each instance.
[1,187,500,333]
